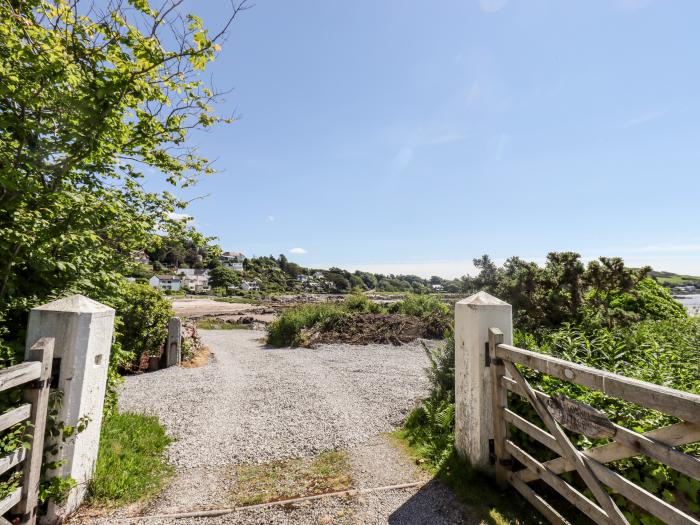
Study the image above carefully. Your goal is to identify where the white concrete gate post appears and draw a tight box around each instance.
[25,295,115,523]
[454,291,512,470]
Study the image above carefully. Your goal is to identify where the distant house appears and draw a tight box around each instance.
[148,274,182,291]
[132,250,151,265]
[178,269,210,293]
[431,284,444,292]
[296,274,310,283]
[240,280,260,291]
[313,271,325,279]
[220,251,245,271]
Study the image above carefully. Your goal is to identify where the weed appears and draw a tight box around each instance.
[391,430,543,525]
[197,319,249,330]
[232,450,352,505]
[266,304,348,347]
[87,412,172,506]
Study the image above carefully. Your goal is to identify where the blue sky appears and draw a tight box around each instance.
[156,0,700,278]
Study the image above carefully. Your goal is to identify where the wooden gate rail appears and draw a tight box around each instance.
[488,327,700,525]
[0,338,54,525]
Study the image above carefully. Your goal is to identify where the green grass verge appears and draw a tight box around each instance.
[87,412,172,506]
[390,430,544,525]
[196,319,250,330]
[232,450,353,505]
[213,296,260,304]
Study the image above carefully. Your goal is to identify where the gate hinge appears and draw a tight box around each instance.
[488,439,496,465]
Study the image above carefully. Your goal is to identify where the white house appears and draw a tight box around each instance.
[240,280,260,291]
[132,250,151,265]
[296,274,310,283]
[220,251,245,271]
[148,274,182,291]
[178,269,210,293]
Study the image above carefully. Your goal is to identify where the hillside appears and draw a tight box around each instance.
[650,270,700,290]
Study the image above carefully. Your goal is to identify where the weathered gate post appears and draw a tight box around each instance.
[166,317,182,368]
[454,291,512,470]
[25,295,115,523]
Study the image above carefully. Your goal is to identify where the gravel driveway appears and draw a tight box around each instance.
[72,329,475,524]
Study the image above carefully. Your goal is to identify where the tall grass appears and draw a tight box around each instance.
[388,293,450,318]
[88,412,172,506]
[266,293,451,347]
[266,303,348,347]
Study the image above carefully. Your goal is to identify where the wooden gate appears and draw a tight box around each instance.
[488,327,700,525]
[0,338,54,525]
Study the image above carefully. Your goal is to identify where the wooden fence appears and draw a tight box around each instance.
[0,338,54,525]
[488,327,700,525]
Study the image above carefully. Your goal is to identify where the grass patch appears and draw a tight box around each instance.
[266,292,451,347]
[391,430,544,525]
[266,303,348,347]
[213,296,260,304]
[232,450,353,506]
[196,318,250,330]
[87,412,172,507]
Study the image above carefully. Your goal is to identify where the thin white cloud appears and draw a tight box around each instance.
[289,247,307,255]
[266,215,275,223]
[466,81,481,107]
[479,0,508,13]
[344,260,479,279]
[613,0,653,13]
[494,133,510,161]
[619,110,666,129]
[429,132,467,145]
[635,244,700,253]
[393,147,414,171]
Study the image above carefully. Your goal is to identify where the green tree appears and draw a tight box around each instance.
[209,266,240,290]
[0,0,244,332]
[584,257,650,328]
[473,254,498,291]
[543,251,586,324]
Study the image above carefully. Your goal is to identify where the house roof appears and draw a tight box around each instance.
[179,269,209,276]
[155,275,180,281]
[222,251,245,258]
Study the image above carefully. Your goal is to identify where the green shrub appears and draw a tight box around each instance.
[88,412,172,506]
[343,292,384,314]
[389,293,449,318]
[103,281,173,411]
[403,398,455,469]
[422,329,455,403]
[610,278,688,322]
[266,304,348,347]
[109,281,173,369]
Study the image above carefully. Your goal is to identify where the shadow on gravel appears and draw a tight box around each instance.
[388,479,477,525]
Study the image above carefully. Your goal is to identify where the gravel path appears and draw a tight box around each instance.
[72,330,475,524]
[120,329,431,469]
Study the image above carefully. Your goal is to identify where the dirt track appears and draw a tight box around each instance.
[171,299,256,317]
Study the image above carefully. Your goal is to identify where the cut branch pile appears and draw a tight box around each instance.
[299,313,449,348]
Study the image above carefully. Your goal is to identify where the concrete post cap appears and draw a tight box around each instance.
[32,294,115,314]
[456,290,510,306]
